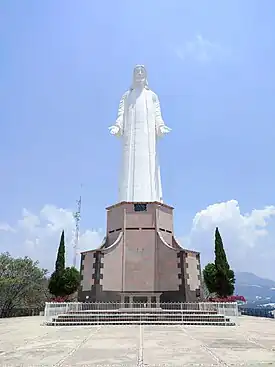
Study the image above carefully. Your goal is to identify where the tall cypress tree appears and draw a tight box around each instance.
[215,227,229,272]
[214,227,235,297]
[55,230,65,274]
[49,229,80,297]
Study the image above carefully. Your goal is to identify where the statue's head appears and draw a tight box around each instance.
[131,65,149,90]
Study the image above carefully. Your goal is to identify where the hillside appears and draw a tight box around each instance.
[235,272,275,303]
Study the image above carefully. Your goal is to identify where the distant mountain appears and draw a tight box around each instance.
[235,272,275,303]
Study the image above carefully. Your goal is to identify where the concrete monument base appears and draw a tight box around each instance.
[79,201,202,303]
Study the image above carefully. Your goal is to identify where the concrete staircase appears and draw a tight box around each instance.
[45,308,236,326]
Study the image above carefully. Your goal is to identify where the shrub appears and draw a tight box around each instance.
[209,295,246,303]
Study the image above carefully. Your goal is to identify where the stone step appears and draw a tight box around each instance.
[46,311,235,327]
[45,308,236,327]
[66,309,219,315]
[46,320,235,326]
[55,314,226,321]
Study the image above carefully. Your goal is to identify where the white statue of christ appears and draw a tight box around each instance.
[109,65,171,203]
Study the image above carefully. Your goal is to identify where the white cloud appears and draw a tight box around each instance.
[1,200,275,279]
[0,223,15,232]
[18,208,41,232]
[186,200,275,279]
[175,34,230,63]
[0,205,103,274]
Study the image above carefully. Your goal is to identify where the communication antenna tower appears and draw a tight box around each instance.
[73,191,82,268]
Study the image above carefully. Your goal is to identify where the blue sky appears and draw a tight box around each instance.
[1,1,275,278]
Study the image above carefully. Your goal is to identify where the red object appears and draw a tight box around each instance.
[209,295,246,303]
[49,296,69,303]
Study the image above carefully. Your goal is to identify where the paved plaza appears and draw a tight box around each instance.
[0,316,275,366]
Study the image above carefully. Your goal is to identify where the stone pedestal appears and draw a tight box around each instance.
[79,201,202,303]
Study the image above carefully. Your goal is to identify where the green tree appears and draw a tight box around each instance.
[48,231,80,297]
[48,270,63,297]
[61,267,80,295]
[55,230,65,273]
[203,227,235,298]
[214,227,235,297]
[48,267,80,297]
[203,263,217,295]
[0,252,48,317]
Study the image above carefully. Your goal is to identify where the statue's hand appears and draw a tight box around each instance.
[109,125,121,136]
[158,125,171,136]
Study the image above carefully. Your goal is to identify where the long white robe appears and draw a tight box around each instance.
[114,86,165,202]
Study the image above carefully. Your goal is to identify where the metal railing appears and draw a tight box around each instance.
[240,307,275,319]
[44,302,239,325]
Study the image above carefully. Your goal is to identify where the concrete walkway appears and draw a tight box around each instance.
[0,316,275,366]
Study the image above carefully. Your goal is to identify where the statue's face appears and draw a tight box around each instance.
[134,66,146,84]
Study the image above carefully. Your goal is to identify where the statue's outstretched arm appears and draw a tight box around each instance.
[109,92,128,137]
[154,93,164,129]
[154,93,171,137]
[116,93,127,130]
